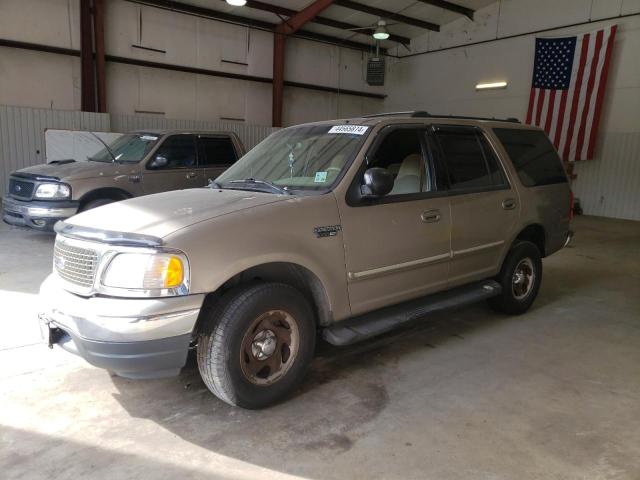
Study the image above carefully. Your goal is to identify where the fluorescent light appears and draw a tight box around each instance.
[226,0,246,6]
[476,81,508,90]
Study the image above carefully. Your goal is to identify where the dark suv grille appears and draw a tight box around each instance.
[8,177,35,199]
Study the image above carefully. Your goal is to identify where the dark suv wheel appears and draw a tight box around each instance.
[489,240,543,315]
[197,282,316,409]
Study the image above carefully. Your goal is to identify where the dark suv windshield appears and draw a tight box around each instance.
[216,124,370,193]
[88,133,160,163]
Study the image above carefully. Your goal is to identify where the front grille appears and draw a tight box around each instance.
[8,178,35,199]
[53,240,98,288]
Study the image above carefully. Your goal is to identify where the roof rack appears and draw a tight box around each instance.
[362,111,520,123]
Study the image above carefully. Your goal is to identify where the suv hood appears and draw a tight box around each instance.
[65,188,290,238]
[16,160,128,181]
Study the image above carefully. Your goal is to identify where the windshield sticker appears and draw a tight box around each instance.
[140,135,159,141]
[314,171,328,183]
[328,125,368,135]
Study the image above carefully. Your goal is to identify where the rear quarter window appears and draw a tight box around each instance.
[493,128,568,187]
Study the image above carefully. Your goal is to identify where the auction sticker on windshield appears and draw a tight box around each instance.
[328,125,368,135]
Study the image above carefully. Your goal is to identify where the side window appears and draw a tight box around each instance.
[434,126,506,190]
[368,128,431,195]
[150,135,196,169]
[493,128,568,187]
[197,136,238,167]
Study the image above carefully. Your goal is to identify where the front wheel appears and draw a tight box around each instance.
[489,241,542,315]
[197,283,316,409]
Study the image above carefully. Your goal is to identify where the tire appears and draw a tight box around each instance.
[81,198,116,212]
[197,282,316,409]
[489,240,543,315]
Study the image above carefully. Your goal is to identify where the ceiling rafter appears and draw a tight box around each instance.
[126,0,382,52]
[225,0,411,45]
[333,0,440,32]
[415,0,474,20]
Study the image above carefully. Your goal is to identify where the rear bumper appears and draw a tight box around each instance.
[3,196,78,231]
[39,274,205,379]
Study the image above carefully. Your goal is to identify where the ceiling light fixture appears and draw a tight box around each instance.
[226,0,247,6]
[476,81,508,90]
[372,20,390,41]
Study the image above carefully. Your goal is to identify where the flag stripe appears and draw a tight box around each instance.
[535,89,546,125]
[544,89,556,134]
[587,25,617,159]
[580,28,606,160]
[526,87,536,124]
[563,32,590,162]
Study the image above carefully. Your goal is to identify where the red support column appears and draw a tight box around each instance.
[93,0,107,113]
[80,0,96,112]
[271,0,336,127]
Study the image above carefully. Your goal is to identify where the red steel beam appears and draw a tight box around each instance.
[272,0,336,127]
[80,0,96,112]
[93,0,107,113]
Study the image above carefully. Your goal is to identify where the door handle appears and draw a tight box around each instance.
[185,172,197,179]
[502,198,516,210]
[421,209,441,223]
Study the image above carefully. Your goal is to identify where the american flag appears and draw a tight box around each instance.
[526,25,617,162]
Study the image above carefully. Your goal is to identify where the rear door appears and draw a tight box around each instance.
[431,125,519,287]
[142,134,203,194]
[196,134,239,182]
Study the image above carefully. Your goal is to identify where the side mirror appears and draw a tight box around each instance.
[150,155,168,169]
[361,167,394,198]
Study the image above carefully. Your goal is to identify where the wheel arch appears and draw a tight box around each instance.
[194,261,333,335]
[78,187,133,210]
[514,223,547,257]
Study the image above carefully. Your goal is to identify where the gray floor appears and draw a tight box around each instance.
[1,215,639,480]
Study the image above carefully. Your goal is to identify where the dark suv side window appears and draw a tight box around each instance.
[197,136,238,167]
[493,128,568,187]
[433,126,507,190]
[151,135,196,169]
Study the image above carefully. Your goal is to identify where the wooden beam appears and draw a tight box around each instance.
[234,0,411,44]
[273,0,337,127]
[93,0,107,113]
[80,0,96,112]
[415,0,474,20]
[333,0,440,32]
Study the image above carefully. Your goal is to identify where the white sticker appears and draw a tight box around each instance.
[140,135,159,141]
[328,125,369,135]
[314,171,328,183]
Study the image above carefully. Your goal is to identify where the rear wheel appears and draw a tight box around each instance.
[197,282,315,409]
[489,241,542,315]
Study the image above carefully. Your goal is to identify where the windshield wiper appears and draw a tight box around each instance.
[227,178,291,195]
[207,179,224,189]
[88,132,119,163]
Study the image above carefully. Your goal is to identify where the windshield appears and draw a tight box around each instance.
[216,124,370,192]
[88,133,160,163]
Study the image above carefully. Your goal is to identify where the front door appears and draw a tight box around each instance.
[338,126,452,316]
[430,125,519,287]
[142,134,203,194]
[196,134,240,182]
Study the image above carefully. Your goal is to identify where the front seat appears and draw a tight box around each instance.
[389,153,421,195]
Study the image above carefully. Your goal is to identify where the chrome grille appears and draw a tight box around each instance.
[53,239,98,288]
[9,177,35,199]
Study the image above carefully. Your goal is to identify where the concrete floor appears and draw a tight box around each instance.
[1,215,639,480]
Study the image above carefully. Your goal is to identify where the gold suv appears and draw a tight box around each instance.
[39,112,572,408]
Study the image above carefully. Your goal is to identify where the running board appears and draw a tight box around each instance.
[322,280,502,346]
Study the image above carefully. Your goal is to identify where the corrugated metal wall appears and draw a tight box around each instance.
[0,105,277,198]
[0,105,110,198]
[573,132,640,221]
[110,114,277,151]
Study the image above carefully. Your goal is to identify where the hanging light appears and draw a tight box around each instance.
[226,0,247,6]
[372,20,390,41]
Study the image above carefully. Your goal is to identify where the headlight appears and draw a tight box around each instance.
[35,183,71,199]
[101,251,189,296]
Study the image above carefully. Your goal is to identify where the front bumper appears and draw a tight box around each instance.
[39,274,205,379]
[3,196,79,231]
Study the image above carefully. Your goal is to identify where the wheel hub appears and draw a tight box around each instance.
[512,257,535,300]
[251,330,277,360]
